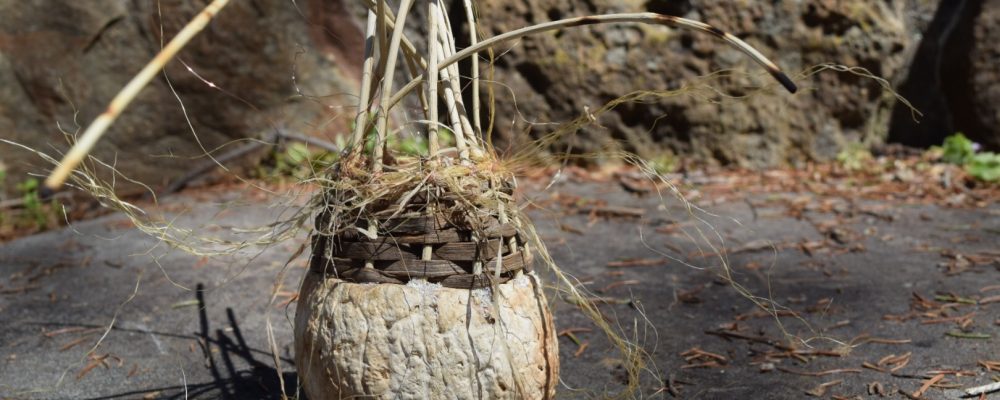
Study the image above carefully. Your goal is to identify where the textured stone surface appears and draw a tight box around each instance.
[6,1,997,193]
[0,0,361,195]
[471,0,939,166]
[969,0,1000,149]
[294,271,559,400]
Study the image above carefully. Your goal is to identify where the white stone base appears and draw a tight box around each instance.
[294,271,559,400]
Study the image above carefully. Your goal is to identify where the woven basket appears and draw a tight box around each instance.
[297,186,558,399]
[310,190,530,289]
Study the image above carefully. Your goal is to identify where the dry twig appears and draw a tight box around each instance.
[45,0,232,191]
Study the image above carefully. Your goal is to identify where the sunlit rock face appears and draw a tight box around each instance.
[466,0,942,166]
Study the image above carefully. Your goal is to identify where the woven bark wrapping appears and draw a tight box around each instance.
[311,195,530,289]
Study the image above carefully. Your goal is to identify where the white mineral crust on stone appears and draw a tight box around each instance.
[295,271,558,399]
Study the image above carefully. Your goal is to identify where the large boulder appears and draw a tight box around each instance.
[472,0,939,167]
[0,0,362,195]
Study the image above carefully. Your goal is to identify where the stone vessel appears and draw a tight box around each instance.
[294,191,559,399]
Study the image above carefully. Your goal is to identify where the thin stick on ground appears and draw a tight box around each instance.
[43,0,231,191]
[965,381,1000,397]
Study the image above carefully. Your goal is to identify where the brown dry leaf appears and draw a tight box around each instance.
[60,336,95,352]
[680,361,723,369]
[43,327,97,338]
[598,280,640,292]
[981,285,1000,293]
[913,373,945,398]
[777,366,862,377]
[676,283,709,304]
[979,360,1000,372]
[805,379,842,397]
[878,352,912,373]
[863,362,886,373]
[606,258,667,268]
[680,347,728,369]
[76,354,110,381]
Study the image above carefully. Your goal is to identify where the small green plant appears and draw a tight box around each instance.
[275,142,311,173]
[16,178,51,229]
[395,134,427,156]
[939,132,977,165]
[396,128,456,156]
[269,142,339,180]
[836,142,873,171]
[967,152,1000,182]
[934,133,1000,182]
[361,125,456,157]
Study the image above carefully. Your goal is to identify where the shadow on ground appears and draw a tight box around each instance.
[80,285,299,400]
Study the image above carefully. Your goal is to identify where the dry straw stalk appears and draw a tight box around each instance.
[43,0,231,191]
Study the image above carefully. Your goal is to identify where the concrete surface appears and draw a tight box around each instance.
[1,181,998,399]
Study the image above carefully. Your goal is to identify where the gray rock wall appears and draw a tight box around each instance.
[0,0,362,194]
[2,1,996,196]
